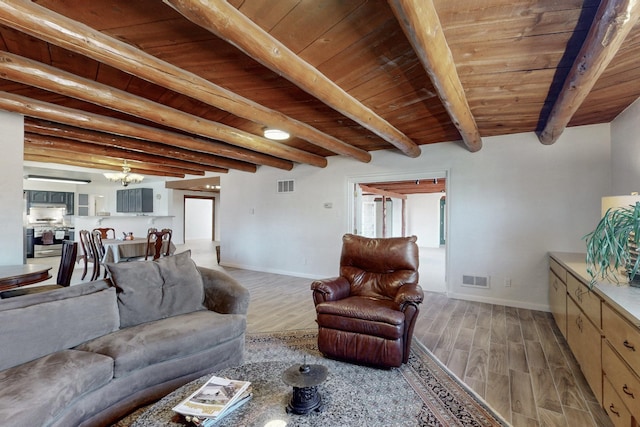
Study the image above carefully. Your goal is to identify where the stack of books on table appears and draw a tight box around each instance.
[172,375,252,426]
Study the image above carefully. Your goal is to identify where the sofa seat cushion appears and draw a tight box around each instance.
[316,297,405,340]
[75,310,246,378]
[0,349,114,427]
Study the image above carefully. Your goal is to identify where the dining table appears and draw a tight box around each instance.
[0,264,52,291]
[101,238,176,264]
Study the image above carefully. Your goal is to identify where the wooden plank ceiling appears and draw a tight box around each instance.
[0,0,638,188]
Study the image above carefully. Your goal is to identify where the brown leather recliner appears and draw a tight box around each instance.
[311,234,424,368]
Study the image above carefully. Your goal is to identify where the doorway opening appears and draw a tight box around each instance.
[348,171,448,294]
[184,196,215,242]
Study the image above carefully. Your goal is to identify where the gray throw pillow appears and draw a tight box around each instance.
[106,250,205,328]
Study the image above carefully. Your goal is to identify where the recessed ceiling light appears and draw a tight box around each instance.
[263,128,290,140]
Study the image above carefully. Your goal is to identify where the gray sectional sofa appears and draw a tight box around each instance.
[0,250,250,427]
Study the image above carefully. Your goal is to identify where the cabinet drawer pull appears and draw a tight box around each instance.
[622,384,635,398]
[609,404,620,416]
[623,340,636,351]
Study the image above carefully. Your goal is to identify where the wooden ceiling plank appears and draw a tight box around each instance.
[0,91,293,171]
[25,119,257,173]
[0,0,369,162]
[24,132,220,174]
[538,0,640,144]
[388,0,482,152]
[162,0,421,158]
[0,51,327,168]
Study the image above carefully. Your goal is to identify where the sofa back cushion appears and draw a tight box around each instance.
[0,280,119,371]
[105,250,205,328]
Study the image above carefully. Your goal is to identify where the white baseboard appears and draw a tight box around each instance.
[219,262,322,280]
[447,291,550,312]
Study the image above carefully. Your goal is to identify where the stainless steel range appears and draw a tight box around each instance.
[27,206,70,258]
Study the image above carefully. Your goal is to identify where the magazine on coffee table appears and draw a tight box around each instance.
[172,374,251,422]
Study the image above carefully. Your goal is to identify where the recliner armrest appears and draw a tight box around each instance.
[197,266,250,315]
[394,283,424,308]
[310,277,350,304]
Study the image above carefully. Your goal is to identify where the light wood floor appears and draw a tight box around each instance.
[223,268,613,427]
[29,241,613,426]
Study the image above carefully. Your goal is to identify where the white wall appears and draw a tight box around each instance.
[0,111,25,264]
[219,124,611,311]
[611,97,640,195]
[407,193,443,247]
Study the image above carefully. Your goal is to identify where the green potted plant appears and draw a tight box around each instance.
[584,201,640,287]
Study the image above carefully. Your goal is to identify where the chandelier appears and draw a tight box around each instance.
[103,161,144,187]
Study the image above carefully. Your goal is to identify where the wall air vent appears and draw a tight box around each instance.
[277,179,295,193]
[462,275,490,289]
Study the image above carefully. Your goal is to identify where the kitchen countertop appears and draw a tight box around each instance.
[550,252,640,327]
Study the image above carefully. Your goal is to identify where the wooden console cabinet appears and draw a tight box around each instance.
[549,253,640,427]
[549,258,568,338]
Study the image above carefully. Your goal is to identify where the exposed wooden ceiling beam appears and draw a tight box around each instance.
[24,133,221,175]
[0,0,370,163]
[0,51,327,168]
[24,154,183,178]
[538,0,640,144]
[359,184,407,200]
[163,0,421,158]
[23,150,187,178]
[0,91,293,171]
[25,119,257,173]
[362,179,446,194]
[388,0,482,153]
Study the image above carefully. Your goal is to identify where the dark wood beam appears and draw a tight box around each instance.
[362,179,446,194]
[0,0,370,162]
[388,0,482,152]
[23,151,187,178]
[25,119,256,173]
[538,0,640,144]
[0,91,293,171]
[25,133,223,175]
[163,0,421,158]
[359,184,407,200]
[0,51,327,168]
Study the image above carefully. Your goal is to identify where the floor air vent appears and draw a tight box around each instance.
[277,179,295,193]
[462,275,490,289]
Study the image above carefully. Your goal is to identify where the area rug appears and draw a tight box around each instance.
[119,329,509,427]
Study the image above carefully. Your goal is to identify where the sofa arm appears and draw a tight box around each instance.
[395,283,424,309]
[197,267,250,315]
[310,277,350,304]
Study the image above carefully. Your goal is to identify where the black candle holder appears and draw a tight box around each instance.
[282,360,328,415]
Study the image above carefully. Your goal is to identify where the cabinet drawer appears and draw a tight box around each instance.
[603,341,640,422]
[549,258,567,283]
[566,273,601,328]
[602,303,640,376]
[567,298,603,403]
[603,375,633,427]
[549,271,567,338]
